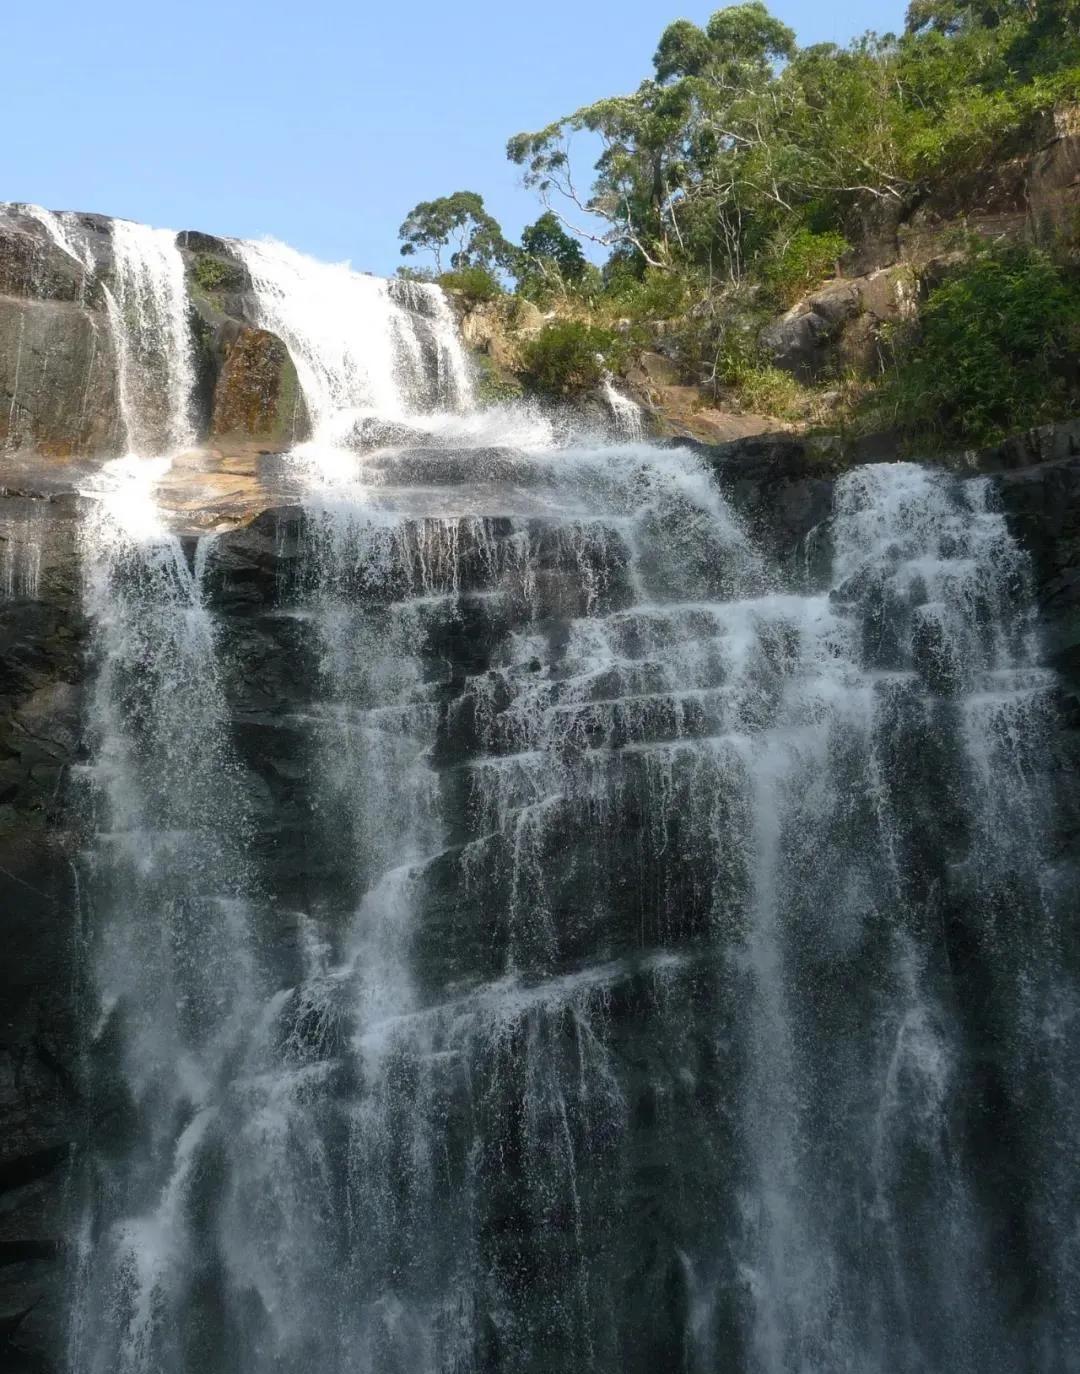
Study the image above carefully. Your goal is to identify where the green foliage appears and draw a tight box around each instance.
[516,212,588,299]
[399,191,514,274]
[396,3,1080,446]
[396,264,437,283]
[519,320,624,397]
[727,363,813,419]
[761,229,848,305]
[882,246,1080,443]
[506,2,1080,287]
[438,266,503,302]
[604,266,692,320]
[192,254,241,294]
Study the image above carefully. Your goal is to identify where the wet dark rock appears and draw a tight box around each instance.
[0,490,85,1374]
[995,451,1080,696]
[0,299,121,458]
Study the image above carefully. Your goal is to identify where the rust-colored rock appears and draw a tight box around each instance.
[210,327,306,445]
[645,383,787,444]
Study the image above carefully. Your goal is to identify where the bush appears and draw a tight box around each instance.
[602,267,691,321]
[520,320,623,397]
[883,245,1080,444]
[761,229,848,306]
[396,264,437,283]
[438,266,503,303]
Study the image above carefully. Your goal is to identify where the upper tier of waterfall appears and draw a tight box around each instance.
[233,237,475,440]
[12,206,501,472]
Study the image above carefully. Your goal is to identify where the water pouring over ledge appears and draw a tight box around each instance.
[16,211,1073,1373]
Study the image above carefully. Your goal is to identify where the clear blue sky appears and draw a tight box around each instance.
[6,1,906,275]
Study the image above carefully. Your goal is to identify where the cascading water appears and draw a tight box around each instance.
[232,237,473,442]
[70,458,262,1374]
[21,207,196,457]
[104,220,196,457]
[66,230,1079,1374]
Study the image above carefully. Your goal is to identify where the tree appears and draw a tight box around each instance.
[655,2,796,81]
[398,192,514,274]
[904,0,1032,32]
[516,212,588,295]
[507,5,800,274]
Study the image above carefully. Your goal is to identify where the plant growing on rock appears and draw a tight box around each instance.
[438,265,503,303]
[519,320,624,397]
[192,254,241,294]
[880,244,1080,443]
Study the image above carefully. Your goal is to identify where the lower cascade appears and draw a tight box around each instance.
[67,436,1078,1371]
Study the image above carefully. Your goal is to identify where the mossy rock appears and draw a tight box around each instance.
[189,252,246,298]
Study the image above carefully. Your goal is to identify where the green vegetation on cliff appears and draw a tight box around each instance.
[877,243,1080,444]
[398,0,1080,446]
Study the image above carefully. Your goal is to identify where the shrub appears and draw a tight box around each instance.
[883,245,1080,444]
[761,229,848,306]
[603,267,691,321]
[438,266,503,303]
[396,264,437,283]
[728,364,811,419]
[520,320,623,397]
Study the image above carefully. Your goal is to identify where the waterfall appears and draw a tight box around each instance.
[232,237,473,443]
[70,395,1078,1373]
[20,208,196,457]
[104,220,197,456]
[71,456,261,1374]
[601,372,645,440]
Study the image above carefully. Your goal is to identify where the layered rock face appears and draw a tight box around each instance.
[0,210,120,457]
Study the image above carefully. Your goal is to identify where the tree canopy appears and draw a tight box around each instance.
[506,1,1080,283]
[398,191,514,274]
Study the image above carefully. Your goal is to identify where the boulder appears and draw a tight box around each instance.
[648,384,785,445]
[760,266,917,382]
[210,327,307,446]
[458,297,543,373]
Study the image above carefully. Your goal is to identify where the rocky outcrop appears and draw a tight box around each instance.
[0,298,121,458]
[760,104,1080,385]
[209,327,306,446]
[845,104,1080,276]
[760,264,919,383]
[0,207,309,461]
[454,294,544,375]
[0,209,121,459]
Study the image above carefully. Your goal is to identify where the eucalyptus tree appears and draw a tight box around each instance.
[398,191,515,274]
